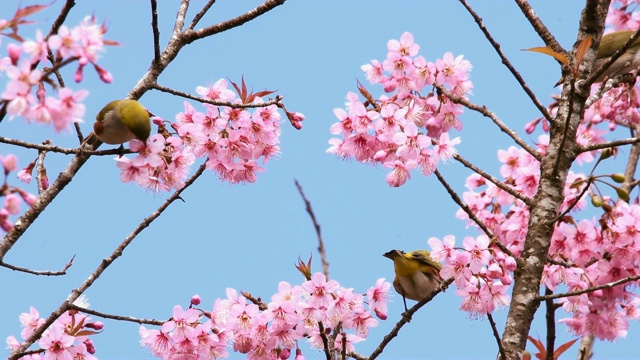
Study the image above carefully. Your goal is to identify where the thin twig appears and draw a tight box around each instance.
[537,273,640,301]
[620,125,640,197]
[487,313,506,360]
[367,278,453,360]
[241,291,268,311]
[453,153,531,205]
[295,179,329,279]
[349,352,367,360]
[46,4,86,144]
[544,287,556,360]
[578,137,640,152]
[69,304,164,326]
[548,179,592,224]
[189,0,217,30]
[48,0,76,36]
[588,29,640,86]
[36,141,49,194]
[150,0,162,67]
[9,163,207,359]
[514,0,564,51]
[0,136,136,156]
[184,0,286,42]
[434,83,540,160]
[152,83,284,108]
[317,321,332,360]
[433,169,517,261]
[0,254,74,276]
[172,0,190,38]
[459,0,553,124]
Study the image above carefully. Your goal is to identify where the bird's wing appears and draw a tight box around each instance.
[411,251,442,269]
[411,251,444,281]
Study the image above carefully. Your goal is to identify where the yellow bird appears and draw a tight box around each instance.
[383,249,444,312]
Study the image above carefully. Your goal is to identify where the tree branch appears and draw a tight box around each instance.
[434,83,540,160]
[295,179,329,280]
[459,0,554,124]
[9,163,207,358]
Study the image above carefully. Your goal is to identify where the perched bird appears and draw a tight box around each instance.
[93,99,151,145]
[383,249,444,312]
[557,30,640,86]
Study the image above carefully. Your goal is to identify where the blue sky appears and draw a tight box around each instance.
[1,1,638,359]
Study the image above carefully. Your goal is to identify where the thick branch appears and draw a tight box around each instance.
[499,1,611,358]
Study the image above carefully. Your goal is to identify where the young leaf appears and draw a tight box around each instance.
[523,46,569,65]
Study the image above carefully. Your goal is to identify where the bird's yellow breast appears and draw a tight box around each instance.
[393,255,421,278]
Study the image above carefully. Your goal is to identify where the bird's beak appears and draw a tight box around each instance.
[554,75,565,88]
[383,250,399,259]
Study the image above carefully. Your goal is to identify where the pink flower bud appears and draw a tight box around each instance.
[374,308,387,320]
[4,194,21,215]
[524,119,538,134]
[1,154,18,174]
[1,219,13,232]
[94,64,112,84]
[278,348,291,359]
[74,65,84,83]
[18,189,37,206]
[17,161,35,184]
[7,43,21,65]
[129,139,146,152]
[41,174,49,190]
[36,82,46,103]
[541,118,550,132]
[84,339,96,354]
[86,321,104,330]
[190,295,201,306]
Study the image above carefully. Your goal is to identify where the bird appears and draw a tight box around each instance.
[557,30,640,87]
[383,249,444,312]
[93,99,151,145]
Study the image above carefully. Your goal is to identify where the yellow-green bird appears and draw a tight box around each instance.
[557,30,640,86]
[592,30,640,83]
[383,249,444,312]
[93,99,151,145]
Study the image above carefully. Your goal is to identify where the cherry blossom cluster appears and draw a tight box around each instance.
[439,73,640,342]
[607,0,640,30]
[546,200,640,340]
[0,154,37,233]
[139,274,390,359]
[327,32,472,187]
[7,301,103,360]
[116,130,195,192]
[427,234,514,318]
[1,15,112,132]
[117,78,299,190]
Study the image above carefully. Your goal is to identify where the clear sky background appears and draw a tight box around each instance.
[1,1,638,359]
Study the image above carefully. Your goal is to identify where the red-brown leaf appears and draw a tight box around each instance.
[524,46,569,66]
[574,36,593,70]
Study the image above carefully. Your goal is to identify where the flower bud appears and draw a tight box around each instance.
[617,188,630,201]
[611,173,626,183]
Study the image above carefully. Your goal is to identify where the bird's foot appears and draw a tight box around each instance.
[401,311,412,322]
